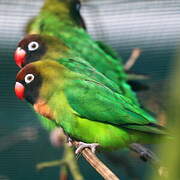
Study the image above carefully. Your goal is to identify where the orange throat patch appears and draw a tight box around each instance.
[33,99,55,120]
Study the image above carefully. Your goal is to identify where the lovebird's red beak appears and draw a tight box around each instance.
[15,82,25,100]
[14,47,26,68]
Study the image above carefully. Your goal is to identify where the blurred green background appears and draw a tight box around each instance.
[0,0,179,179]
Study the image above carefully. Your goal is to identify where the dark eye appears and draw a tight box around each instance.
[25,74,34,84]
[28,41,39,51]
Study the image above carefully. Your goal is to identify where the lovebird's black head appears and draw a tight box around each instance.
[14,34,47,68]
[15,63,42,105]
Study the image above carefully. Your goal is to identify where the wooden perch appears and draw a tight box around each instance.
[82,148,119,180]
[73,141,120,180]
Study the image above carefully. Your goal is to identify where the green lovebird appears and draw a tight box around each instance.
[23,0,138,105]
[15,60,167,152]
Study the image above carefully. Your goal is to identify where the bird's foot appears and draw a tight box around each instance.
[129,143,160,163]
[139,151,153,162]
[75,142,99,154]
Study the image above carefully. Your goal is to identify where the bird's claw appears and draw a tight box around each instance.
[75,142,99,154]
[139,152,150,161]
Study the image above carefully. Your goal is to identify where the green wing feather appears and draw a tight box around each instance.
[64,78,165,134]
[57,57,122,94]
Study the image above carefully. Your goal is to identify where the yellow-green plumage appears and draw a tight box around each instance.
[16,60,167,150]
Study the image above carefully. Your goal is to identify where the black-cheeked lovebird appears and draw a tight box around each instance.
[15,60,167,152]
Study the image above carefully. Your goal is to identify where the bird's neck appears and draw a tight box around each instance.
[42,0,76,25]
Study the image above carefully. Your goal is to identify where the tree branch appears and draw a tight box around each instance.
[73,141,120,180]
[36,159,65,170]
[36,144,84,180]
[64,144,84,180]
[59,165,68,180]
[124,48,141,71]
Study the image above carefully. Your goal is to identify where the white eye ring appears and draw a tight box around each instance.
[25,74,34,84]
[28,41,39,51]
